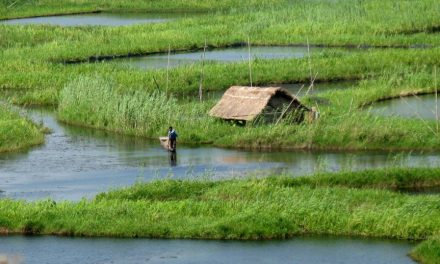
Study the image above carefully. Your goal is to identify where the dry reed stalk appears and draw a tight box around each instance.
[307,37,314,92]
[400,96,437,135]
[275,97,300,125]
[295,84,306,97]
[305,72,318,96]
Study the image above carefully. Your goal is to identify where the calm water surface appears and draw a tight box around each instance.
[1,12,193,26]
[0,108,439,201]
[0,236,416,264]
[370,94,440,120]
[110,46,326,69]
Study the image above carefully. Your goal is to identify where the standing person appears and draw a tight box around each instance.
[168,126,178,151]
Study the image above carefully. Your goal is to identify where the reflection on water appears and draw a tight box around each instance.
[1,12,194,26]
[169,152,178,167]
[370,94,440,120]
[0,108,440,201]
[0,254,22,264]
[110,46,325,69]
[399,185,440,195]
[0,236,416,264]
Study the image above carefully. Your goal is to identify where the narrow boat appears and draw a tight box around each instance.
[159,137,176,152]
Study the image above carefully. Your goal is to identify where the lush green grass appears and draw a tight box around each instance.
[0,104,44,152]
[2,46,440,106]
[2,2,440,263]
[1,170,439,240]
[1,168,440,264]
[0,0,282,20]
[97,167,440,201]
[267,167,440,190]
[1,0,440,111]
[411,236,440,264]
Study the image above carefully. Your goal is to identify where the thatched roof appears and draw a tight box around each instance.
[209,86,307,121]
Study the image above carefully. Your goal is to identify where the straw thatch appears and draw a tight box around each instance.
[209,86,310,122]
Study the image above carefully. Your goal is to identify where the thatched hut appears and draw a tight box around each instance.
[209,86,312,124]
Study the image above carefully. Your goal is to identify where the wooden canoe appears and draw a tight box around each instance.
[159,137,176,152]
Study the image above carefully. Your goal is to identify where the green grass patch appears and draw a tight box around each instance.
[266,167,440,190]
[0,104,44,152]
[0,0,282,20]
[1,168,440,264]
[411,236,440,264]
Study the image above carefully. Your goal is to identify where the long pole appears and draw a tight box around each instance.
[435,66,438,134]
[166,44,170,94]
[199,39,206,102]
[307,37,313,92]
[248,37,253,87]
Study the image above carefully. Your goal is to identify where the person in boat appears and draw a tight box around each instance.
[168,126,178,151]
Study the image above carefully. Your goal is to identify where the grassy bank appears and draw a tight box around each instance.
[0,168,439,262]
[0,0,282,20]
[411,236,440,264]
[0,104,44,152]
[267,167,440,191]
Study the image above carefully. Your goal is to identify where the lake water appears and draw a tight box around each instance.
[0,236,416,264]
[1,12,194,26]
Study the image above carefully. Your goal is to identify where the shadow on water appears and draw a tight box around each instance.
[169,151,178,167]
[1,107,440,200]
[0,235,416,264]
[398,185,440,195]
[0,12,198,26]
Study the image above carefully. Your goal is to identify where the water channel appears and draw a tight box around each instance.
[0,236,416,264]
[108,46,326,70]
[1,104,439,201]
[0,12,194,26]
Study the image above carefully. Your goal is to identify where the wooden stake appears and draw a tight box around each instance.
[248,37,253,87]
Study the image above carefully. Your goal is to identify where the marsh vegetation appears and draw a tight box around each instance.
[2,0,440,263]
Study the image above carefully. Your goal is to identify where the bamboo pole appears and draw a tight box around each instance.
[248,37,253,87]
[307,37,313,92]
[199,39,207,102]
[166,44,170,94]
[435,66,438,134]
